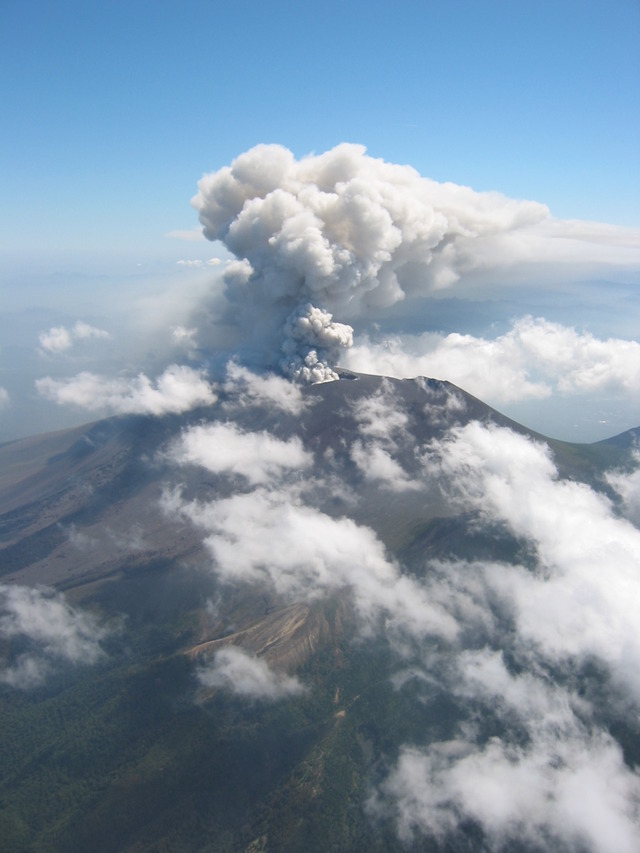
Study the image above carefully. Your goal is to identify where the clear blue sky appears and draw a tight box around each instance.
[1,0,638,271]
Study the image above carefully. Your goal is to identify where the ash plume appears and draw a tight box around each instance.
[192,143,549,382]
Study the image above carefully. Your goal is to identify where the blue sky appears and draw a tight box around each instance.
[2,0,638,261]
[1,0,639,442]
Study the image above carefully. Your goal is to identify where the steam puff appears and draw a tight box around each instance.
[192,143,549,382]
[280,303,353,383]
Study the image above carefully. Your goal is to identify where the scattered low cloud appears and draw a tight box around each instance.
[350,440,421,491]
[344,316,640,404]
[351,381,410,439]
[607,451,640,526]
[424,422,640,697]
[348,382,422,490]
[378,691,640,853]
[223,361,308,415]
[171,325,199,359]
[176,257,222,268]
[162,484,458,642]
[36,364,217,415]
[166,227,205,241]
[39,321,111,355]
[169,421,312,485]
[0,584,107,689]
[197,646,306,700]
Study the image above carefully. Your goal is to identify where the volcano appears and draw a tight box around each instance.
[1,372,639,853]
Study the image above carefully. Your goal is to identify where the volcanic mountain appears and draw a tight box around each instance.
[1,372,639,853]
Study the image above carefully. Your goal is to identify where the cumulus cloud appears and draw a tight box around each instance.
[171,325,199,359]
[345,316,640,404]
[197,646,306,700]
[0,584,107,689]
[169,421,312,485]
[39,325,72,353]
[39,321,111,354]
[36,364,217,416]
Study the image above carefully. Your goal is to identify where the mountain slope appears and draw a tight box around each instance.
[0,373,638,853]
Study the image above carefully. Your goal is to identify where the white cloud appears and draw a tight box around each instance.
[39,325,72,353]
[0,387,9,408]
[348,383,422,490]
[36,364,217,415]
[607,451,640,527]
[197,646,306,700]
[72,321,111,342]
[425,422,640,700]
[0,584,107,688]
[350,441,421,492]
[344,316,640,404]
[380,718,640,853]
[169,421,312,485]
[351,381,410,439]
[38,321,111,355]
[162,484,458,642]
[166,227,205,241]
[171,325,198,357]
[223,361,307,415]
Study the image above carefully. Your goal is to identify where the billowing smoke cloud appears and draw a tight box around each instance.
[190,143,640,392]
[0,584,107,689]
[280,303,353,383]
[192,143,554,381]
[36,364,217,415]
